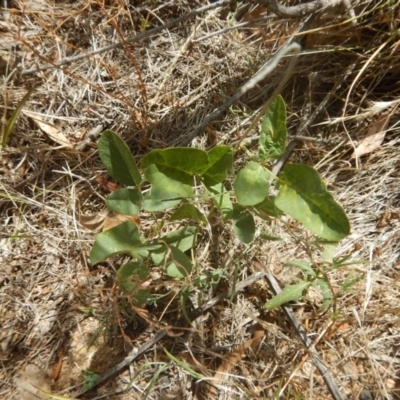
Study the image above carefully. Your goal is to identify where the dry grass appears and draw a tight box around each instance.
[1,0,400,399]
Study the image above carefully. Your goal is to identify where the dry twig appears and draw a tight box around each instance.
[254,0,355,20]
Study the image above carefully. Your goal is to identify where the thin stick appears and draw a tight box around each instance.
[271,61,358,177]
[178,42,301,146]
[178,12,318,146]
[256,0,346,19]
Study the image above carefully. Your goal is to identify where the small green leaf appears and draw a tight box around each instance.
[128,245,150,260]
[152,245,192,278]
[150,226,197,266]
[90,221,143,264]
[340,272,365,293]
[254,195,282,219]
[117,261,148,280]
[234,161,271,206]
[98,130,142,187]
[201,146,233,186]
[207,183,233,221]
[106,188,142,215]
[170,203,207,223]
[165,246,193,278]
[81,370,102,391]
[164,348,205,379]
[258,95,287,160]
[2,88,34,147]
[142,187,182,211]
[314,278,332,313]
[332,254,368,269]
[232,204,255,244]
[275,164,350,241]
[132,289,152,306]
[116,262,149,293]
[265,280,312,311]
[284,260,316,278]
[150,244,169,265]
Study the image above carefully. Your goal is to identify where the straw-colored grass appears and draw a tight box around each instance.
[1,0,399,399]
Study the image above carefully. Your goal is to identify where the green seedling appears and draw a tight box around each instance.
[90,95,352,320]
[1,87,33,147]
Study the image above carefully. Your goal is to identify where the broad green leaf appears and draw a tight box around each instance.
[234,161,271,206]
[2,88,34,147]
[98,130,142,187]
[258,95,287,160]
[161,226,197,252]
[142,163,193,197]
[116,262,148,293]
[90,221,143,264]
[131,242,164,260]
[170,203,207,223]
[141,148,212,197]
[106,188,142,215]
[201,146,233,186]
[207,183,233,221]
[265,280,312,311]
[150,245,193,277]
[150,244,169,265]
[275,164,350,241]
[254,195,282,219]
[232,204,255,244]
[150,226,197,266]
[142,187,182,211]
[284,260,316,278]
[141,148,209,175]
[165,246,193,278]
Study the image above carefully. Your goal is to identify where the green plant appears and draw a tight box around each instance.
[1,87,33,147]
[81,370,102,391]
[90,95,351,314]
